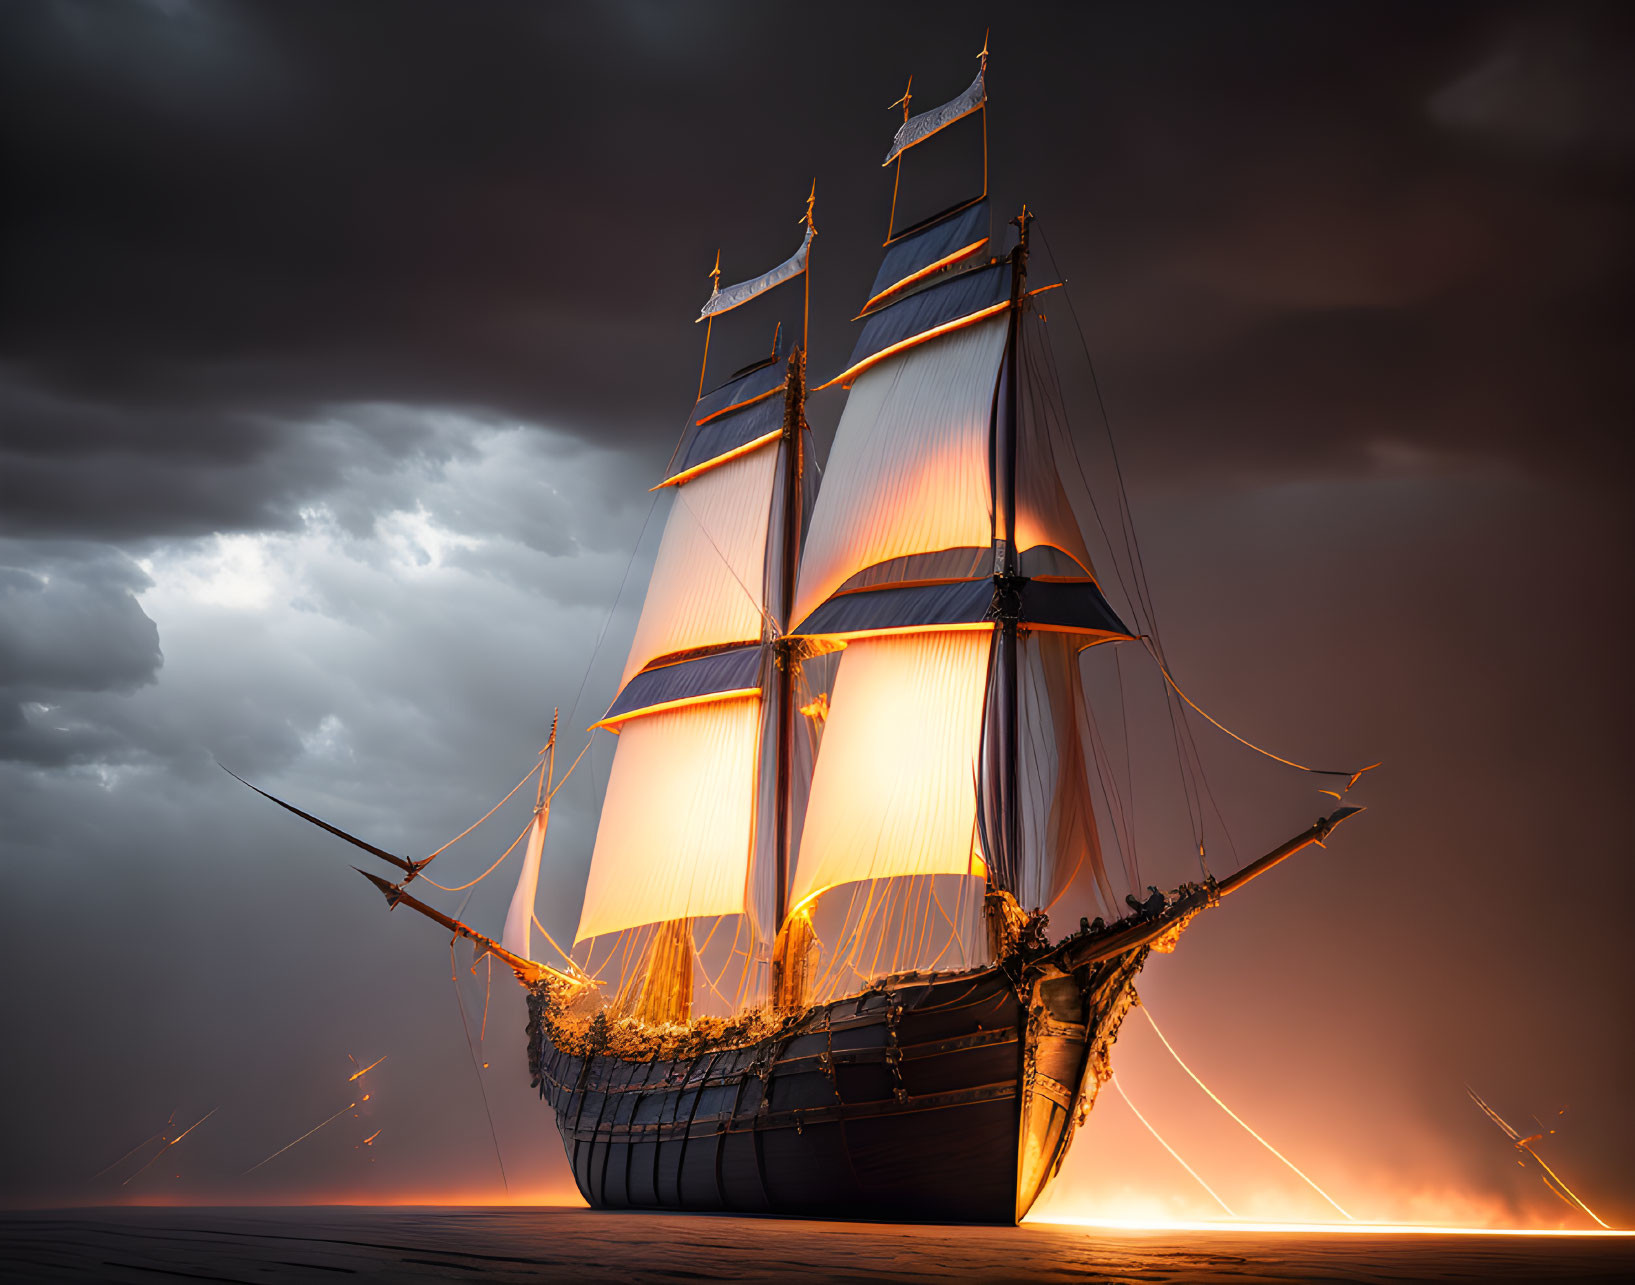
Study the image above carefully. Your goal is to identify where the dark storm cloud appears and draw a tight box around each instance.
[3,1,1631,552]
[0,541,162,765]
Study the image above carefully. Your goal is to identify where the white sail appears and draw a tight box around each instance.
[792,316,1008,627]
[621,441,778,688]
[500,805,548,959]
[789,628,991,911]
[575,694,762,944]
[1012,632,1120,916]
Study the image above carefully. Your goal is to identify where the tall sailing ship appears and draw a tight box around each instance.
[246,49,1367,1224]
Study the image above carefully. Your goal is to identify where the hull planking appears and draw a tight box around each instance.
[528,945,1151,1224]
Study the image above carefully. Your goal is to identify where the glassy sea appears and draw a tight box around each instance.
[4,1207,1632,1282]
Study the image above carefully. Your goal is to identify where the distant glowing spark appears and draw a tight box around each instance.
[120,1108,217,1186]
[348,1054,387,1082]
[1139,1006,1355,1219]
[1466,1086,1611,1230]
[1111,1075,1237,1217]
[243,1103,356,1174]
[362,1130,381,1146]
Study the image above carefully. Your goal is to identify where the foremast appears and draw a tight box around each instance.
[570,191,819,1023]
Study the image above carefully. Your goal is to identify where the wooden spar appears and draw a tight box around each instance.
[354,867,585,990]
[537,711,558,810]
[1051,808,1364,973]
[1214,806,1363,900]
[221,764,426,877]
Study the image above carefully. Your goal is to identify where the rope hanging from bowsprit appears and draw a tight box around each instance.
[1137,636,1379,791]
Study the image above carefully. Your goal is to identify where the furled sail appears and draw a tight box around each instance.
[575,694,762,944]
[789,629,991,912]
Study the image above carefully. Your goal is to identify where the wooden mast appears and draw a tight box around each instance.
[773,187,815,1010]
[999,205,1031,894]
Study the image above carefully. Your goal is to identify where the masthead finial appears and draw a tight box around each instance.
[707,248,722,294]
[802,178,817,234]
[888,75,913,122]
[979,30,990,72]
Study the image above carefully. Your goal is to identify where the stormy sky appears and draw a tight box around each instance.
[3,0,1631,1224]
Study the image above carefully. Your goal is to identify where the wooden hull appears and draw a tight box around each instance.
[527,944,1151,1224]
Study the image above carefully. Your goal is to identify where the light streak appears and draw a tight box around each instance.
[1110,1075,1236,1218]
[361,1130,381,1146]
[243,1102,356,1174]
[347,1054,387,1082]
[1466,1086,1611,1230]
[120,1108,217,1186]
[1138,1005,1355,1220]
[89,1110,174,1181]
[1037,1215,1635,1237]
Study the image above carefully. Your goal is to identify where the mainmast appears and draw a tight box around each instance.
[992,206,1032,903]
[775,186,816,936]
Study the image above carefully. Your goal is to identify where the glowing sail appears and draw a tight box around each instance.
[789,629,991,911]
[620,442,778,688]
[793,316,1007,628]
[575,695,762,944]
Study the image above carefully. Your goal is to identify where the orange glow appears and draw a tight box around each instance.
[655,429,782,489]
[817,300,1012,391]
[857,239,989,315]
[592,687,759,734]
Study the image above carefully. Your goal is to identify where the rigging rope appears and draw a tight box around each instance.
[418,819,532,892]
[1034,224,1235,877]
[1139,637,1378,786]
[1110,1075,1237,1217]
[449,939,509,1194]
[422,761,543,864]
[1139,1005,1355,1220]
[531,912,587,977]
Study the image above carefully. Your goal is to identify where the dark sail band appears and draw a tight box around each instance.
[862,200,990,315]
[660,394,784,488]
[596,644,762,731]
[822,262,1012,390]
[791,576,1131,642]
